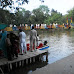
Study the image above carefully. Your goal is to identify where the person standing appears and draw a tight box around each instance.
[1,30,7,57]
[10,32,18,58]
[6,34,12,60]
[30,26,37,52]
[19,29,27,55]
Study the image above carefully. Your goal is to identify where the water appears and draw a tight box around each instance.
[39,30,74,64]
[10,29,74,74]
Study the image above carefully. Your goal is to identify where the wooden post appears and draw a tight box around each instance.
[0,67,4,74]
[12,63,16,70]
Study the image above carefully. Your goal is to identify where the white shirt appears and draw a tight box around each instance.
[36,36,39,41]
[19,31,26,43]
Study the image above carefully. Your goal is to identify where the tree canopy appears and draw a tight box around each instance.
[0,3,74,26]
[67,8,74,22]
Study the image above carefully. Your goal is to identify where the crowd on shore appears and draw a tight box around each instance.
[0,26,38,61]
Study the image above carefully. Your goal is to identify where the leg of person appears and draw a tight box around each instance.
[36,40,38,49]
[20,42,24,54]
[34,38,37,51]
[11,45,14,58]
[14,44,18,57]
[7,46,10,60]
[7,46,13,60]
[23,42,27,53]
[30,39,33,52]
[15,49,18,57]
[3,46,7,58]
[15,47,18,57]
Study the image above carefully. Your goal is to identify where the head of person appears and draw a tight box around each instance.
[0,29,1,31]
[44,41,47,45]
[10,32,14,37]
[2,29,5,33]
[37,34,39,36]
[7,34,10,38]
[19,29,22,32]
[32,26,34,30]
[10,32,13,35]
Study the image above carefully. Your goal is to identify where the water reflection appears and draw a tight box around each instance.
[10,61,48,74]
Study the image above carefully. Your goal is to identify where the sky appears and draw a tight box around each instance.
[18,0,74,15]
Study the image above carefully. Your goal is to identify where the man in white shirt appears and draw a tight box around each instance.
[30,26,37,52]
[19,29,27,54]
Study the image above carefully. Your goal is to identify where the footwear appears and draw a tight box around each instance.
[19,54,23,55]
[16,55,18,57]
[16,57,18,59]
[34,49,37,52]
[8,58,14,61]
[25,52,27,54]
[31,50,33,52]
[31,51,33,52]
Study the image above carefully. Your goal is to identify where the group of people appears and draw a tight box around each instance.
[0,30,19,60]
[0,26,38,61]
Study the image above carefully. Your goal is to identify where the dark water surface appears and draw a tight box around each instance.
[10,29,74,74]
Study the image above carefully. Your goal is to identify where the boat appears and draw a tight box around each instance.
[37,45,49,50]
[27,41,49,51]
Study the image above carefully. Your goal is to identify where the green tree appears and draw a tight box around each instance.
[44,9,63,24]
[0,8,14,24]
[31,8,45,24]
[30,5,50,24]
[14,9,31,25]
[67,8,74,22]
[39,5,50,17]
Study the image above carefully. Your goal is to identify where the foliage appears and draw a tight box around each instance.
[44,9,65,24]
[27,5,50,24]
[14,9,31,25]
[30,8,46,24]
[0,8,15,24]
[67,8,74,22]
[2,4,74,26]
